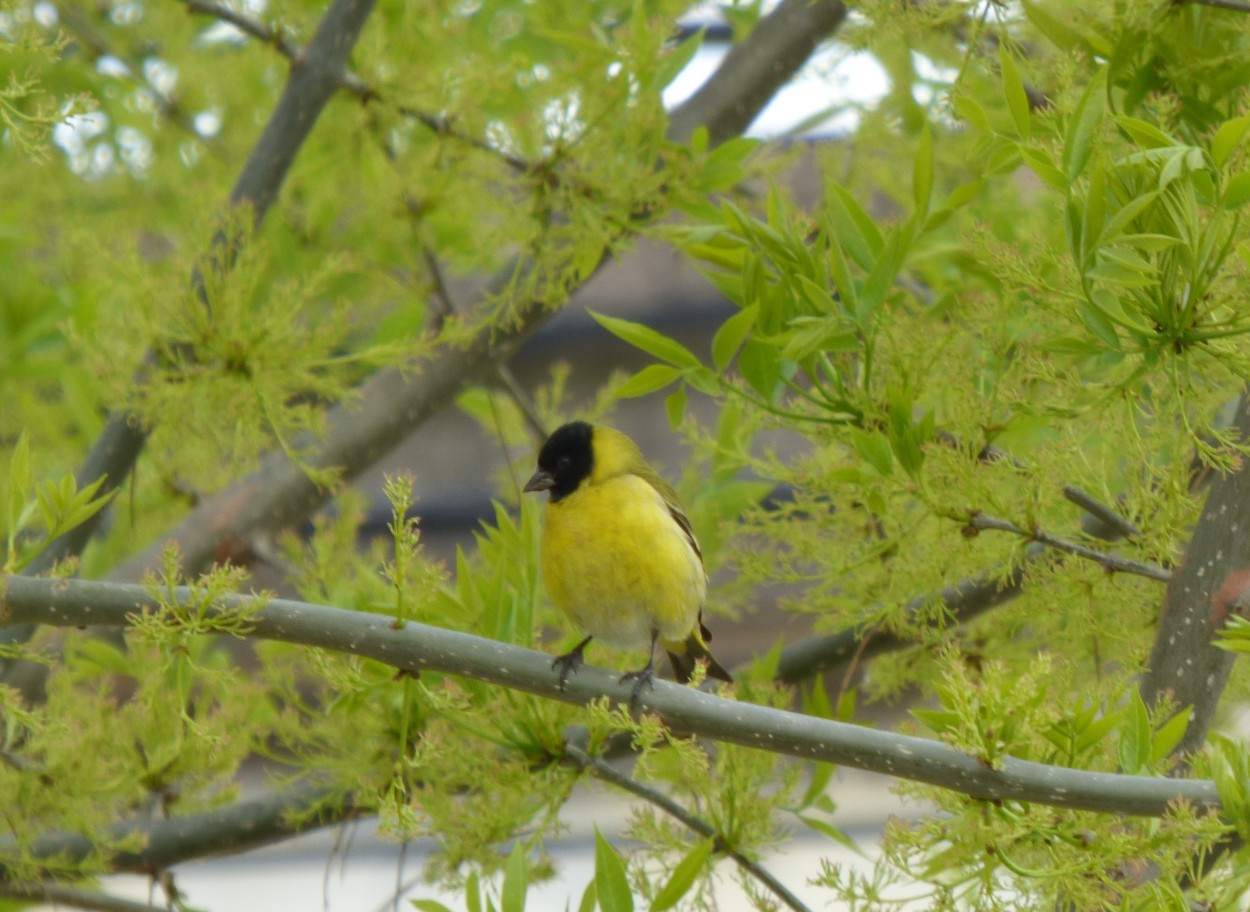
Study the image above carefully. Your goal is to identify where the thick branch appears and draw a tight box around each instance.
[1140,393,1250,754]
[667,0,848,145]
[0,576,1221,817]
[3,782,351,880]
[0,882,166,912]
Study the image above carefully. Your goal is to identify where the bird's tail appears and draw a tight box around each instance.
[665,631,733,685]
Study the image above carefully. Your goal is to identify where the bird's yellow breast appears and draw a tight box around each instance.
[540,473,705,651]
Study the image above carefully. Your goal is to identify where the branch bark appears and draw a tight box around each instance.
[1139,393,1250,755]
[667,0,848,145]
[0,575,1220,818]
[2,781,350,880]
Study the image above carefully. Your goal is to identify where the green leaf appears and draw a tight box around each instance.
[577,880,597,912]
[1022,0,1094,52]
[1088,255,1156,289]
[827,185,883,270]
[615,364,683,399]
[665,384,687,429]
[797,813,861,852]
[825,231,859,322]
[1115,116,1178,150]
[737,338,781,400]
[411,901,457,912]
[1150,708,1191,763]
[1078,164,1106,265]
[589,311,702,370]
[1077,300,1121,350]
[649,837,714,911]
[1218,615,1250,654]
[951,94,990,132]
[860,226,911,320]
[1118,691,1151,774]
[697,137,759,193]
[947,178,985,209]
[500,843,528,912]
[911,707,959,734]
[913,123,933,219]
[652,29,703,92]
[888,399,926,477]
[74,638,134,676]
[1224,172,1250,209]
[712,304,758,373]
[1019,146,1067,191]
[1100,191,1159,244]
[6,431,33,537]
[594,829,633,912]
[1213,114,1250,168]
[780,317,858,362]
[1064,69,1106,181]
[1000,46,1031,138]
[849,429,893,476]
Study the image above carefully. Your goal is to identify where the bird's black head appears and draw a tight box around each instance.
[524,421,594,502]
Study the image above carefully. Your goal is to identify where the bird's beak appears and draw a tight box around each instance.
[523,470,555,494]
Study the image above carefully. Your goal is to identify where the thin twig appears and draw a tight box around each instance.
[418,244,547,440]
[178,0,539,172]
[180,0,300,57]
[493,364,548,443]
[965,513,1171,582]
[56,2,210,144]
[562,743,813,912]
[1062,486,1142,539]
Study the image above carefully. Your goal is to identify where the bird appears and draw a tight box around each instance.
[523,420,733,701]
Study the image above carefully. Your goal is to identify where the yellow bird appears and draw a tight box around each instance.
[523,421,732,698]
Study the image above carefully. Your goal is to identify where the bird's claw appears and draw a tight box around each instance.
[551,649,585,691]
[619,664,655,709]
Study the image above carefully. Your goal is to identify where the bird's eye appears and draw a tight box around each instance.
[556,455,571,473]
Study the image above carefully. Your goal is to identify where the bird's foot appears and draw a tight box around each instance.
[619,663,655,709]
[552,646,587,691]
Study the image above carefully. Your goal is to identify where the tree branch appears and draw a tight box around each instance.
[562,742,812,912]
[1062,485,1142,540]
[179,0,376,102]
[2,781,352,880]
[0,881,166,912]
[1140,392,1250,755]
[666,0,848,145]
[0,576,1221,817]
[964,513,1171,582]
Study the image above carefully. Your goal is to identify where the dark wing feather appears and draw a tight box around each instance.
[666,502,704,565]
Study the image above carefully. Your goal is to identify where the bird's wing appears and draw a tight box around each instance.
[640,469,704,566]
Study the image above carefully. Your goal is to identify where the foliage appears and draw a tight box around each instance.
[7,0,1250,911]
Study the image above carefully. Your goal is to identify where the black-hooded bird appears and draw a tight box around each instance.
[523,421,733,699]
